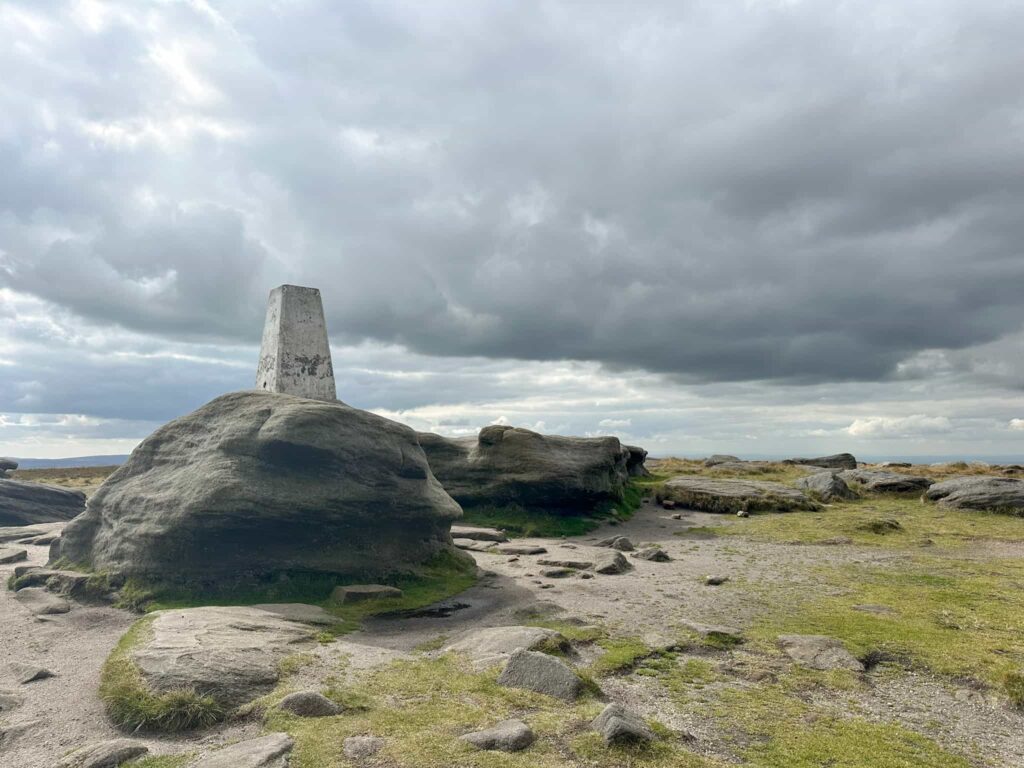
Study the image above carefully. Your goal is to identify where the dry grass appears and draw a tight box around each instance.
[11,465,116,495]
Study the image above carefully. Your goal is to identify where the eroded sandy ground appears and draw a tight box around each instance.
[3,498,1023,767]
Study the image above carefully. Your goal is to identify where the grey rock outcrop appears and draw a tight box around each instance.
[343,735,384,759]
[188,732,293,768]
[58,391,464,587]
[0,547,27,564]
[129,606,327,710]
[838,469,932,493]
[595,536,634,551]
[417,426,634,513]
[594,550,632,574]
[591,703,655,745]
[56,739,149,768]
[624,445,650,477]
[0,522,64,544]
[13,587,70,616]
[276,690,342,717]
[0,458,16,477]
[659,476,819,514]
[0,479,85,526]
[797,471,856,502]
[704,454,740,467]
[450,525,508,542]
[460,719,535,751]
[784,453,858,470]
[924,476,1024,514]
[497,649,585,701]
[445,626,567,667]
[632,547,671,562]
[778,634,864,671]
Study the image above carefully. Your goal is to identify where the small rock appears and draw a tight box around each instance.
[13,587,70,616]
[777,634,864,671]
[704,575,729,586]
[460,719,535,752]
[9,663,53,684]
[537,557,594,570]
[331,584,403,603]
[632,547,671,562]
[591,703,655,745]
[736,509,749,518]
[540,568,575,578]
[0,547,27,564]
[188,732,294,768]
[276,690,342,717]
[579,572,594,579]
[539,583,554,589]
[594,551,632,575]
[497,649,586,701]
[670,513,683,520]
[856,518,903,535]
[661,499,677,510]
[595,536,634,551]
[444,626,567,667]
[450,525,509,542]
[343,735,384,760]
[496,544,547,555]
[56,738,149,768]
[453,538,497,552]
[683,621,744,646]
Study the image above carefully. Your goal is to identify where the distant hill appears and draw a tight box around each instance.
[11,455,129,469]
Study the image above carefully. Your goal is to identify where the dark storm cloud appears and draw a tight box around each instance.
[1,0,1023,384]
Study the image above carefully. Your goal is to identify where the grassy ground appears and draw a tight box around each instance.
[11,465,116,495]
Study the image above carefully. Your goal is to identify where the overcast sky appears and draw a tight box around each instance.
[1,0,1022,460]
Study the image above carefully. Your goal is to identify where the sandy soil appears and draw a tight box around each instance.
[2,499,1023,767]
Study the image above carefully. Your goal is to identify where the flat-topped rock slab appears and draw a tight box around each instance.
[660,476,819,514]
[925,476,1024,513]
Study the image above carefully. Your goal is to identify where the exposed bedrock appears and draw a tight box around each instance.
[0,478,86,526]
[58,391,465,587]
[417,425,642,512]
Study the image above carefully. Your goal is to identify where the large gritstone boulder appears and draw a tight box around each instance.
[58,391,464,588]
[0,479,86,526]
[658,476,820,514]
[924,476,1024,514]
[417,425,637,512]
[624,445,650,477]
[784,453,858,470]
[838,469,932,493]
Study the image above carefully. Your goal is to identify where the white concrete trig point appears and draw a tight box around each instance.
[255,284,337,401]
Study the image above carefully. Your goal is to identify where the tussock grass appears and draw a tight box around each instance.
[589,637,657,675]
[99,617,224,732]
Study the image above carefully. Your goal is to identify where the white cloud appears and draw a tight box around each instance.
[598,418,632,429]
[1009,418,1024,431]
[846,415,953,438]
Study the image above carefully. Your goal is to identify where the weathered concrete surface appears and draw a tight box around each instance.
[255,284,336,402]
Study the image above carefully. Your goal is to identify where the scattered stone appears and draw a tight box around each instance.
[537,557,593,570]
[58,390,465,588]
[460,719,536,752]
[595,536,634,551]
[704,454,740,467]
[453,538,497,552]
[924,476,1024,514]
[9,663,53,684]
[541,567,575,578]
[736,509,749,518]
[670,513,682,520]
[0,479,86,526]
[632,547,671,562]
[591,703,655,745]
[0,547,27,564]
[579,572,594,579]
[496,544,547,555]
[418,425,636,513]
[11,568,95,598]
[497,649,586,701]
[334,584,406,604]
[705,575,729,586]
[783,453,858,470]
[797,471,856,502]
[130,606,319,710]
[539,583,554,589]
[594,551,632,574]
[444,626,568,667]
[276,690,342,717]
[450,525,508,542]
[661,499,677,510]
[343,735,384,760]
[188,732,293,768]
[56,738,149,768]
[683,621,744,646]
[838,469,932,493]
[856,518,903,535]
[13,587,70,616]
[661,476,819,514]
[778,634,865,671]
